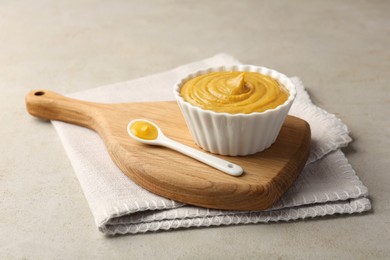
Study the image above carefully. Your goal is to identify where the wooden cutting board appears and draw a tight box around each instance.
[26,90,311,211]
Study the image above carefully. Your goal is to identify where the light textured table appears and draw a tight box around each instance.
[1,0,389,258]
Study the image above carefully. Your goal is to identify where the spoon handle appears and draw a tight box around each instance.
[161,138,243,176]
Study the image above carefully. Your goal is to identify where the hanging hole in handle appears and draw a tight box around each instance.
[227,164,234,168]
[34,91,45,96]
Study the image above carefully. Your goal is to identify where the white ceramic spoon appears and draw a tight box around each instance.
[127,119,243,176]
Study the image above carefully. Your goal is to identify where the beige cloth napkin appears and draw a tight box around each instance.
[52,54,370,235]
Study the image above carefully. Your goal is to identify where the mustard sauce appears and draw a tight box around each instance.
[180,71,289,114]
[131,121,158,140]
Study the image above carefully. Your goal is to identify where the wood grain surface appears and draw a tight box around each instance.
[26,90,311,210]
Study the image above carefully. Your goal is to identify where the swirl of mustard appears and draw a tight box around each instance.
[180,71,289,114]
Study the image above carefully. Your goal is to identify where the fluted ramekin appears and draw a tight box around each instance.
[174,65,296,156]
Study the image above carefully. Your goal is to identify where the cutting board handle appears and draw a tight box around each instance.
[25,90,101,129]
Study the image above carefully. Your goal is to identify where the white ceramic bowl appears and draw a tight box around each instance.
[174,65,297,156]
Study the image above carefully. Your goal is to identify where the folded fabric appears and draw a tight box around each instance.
[52,53,370,235]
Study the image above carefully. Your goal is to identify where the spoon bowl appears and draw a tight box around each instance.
[127,119,163,145]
